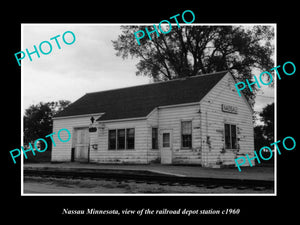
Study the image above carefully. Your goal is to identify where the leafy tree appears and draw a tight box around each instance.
[254,103,274,147]
[23,100,71,149]
[253,103,274,164]
[254,125,269,150]
[112,25,274,107]
[259,102,274,143]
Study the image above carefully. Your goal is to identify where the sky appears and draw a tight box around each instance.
[22,24,274,116]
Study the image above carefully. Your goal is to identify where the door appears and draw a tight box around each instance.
[74,128,90,162]
[160,130,173,164]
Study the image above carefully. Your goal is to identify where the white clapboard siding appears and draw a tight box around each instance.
[52,72,254,167]
[199,73,254,167]
[51,115,94,162]
[145,109,160,163]
[150,103,202,164]
[90,119,149,164]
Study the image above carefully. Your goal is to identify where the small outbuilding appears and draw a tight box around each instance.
[51,71,254,168]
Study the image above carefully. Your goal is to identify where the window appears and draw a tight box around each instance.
[162,133,170,147]
[181,121,192,148]
[224,124,237,149]
[117,129,125,149]
[108,128,135,150]
[152,128,158,149]
[108,130,116,150]
[126,128,135,149]
[231,125,237,149]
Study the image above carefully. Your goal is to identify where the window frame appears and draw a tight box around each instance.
[108,129,116,150]
[151,127,158,150]
[181,120,192,149]
[224,123,238,150]
[126,128,135,150]
[117,129,126,150]
[108,128,135,150]
[162,132,170,148]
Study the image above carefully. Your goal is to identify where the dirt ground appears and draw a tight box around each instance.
[24,162,275,181]
[23,176,274,194]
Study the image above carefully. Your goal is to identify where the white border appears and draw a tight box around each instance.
[21,23,276,197]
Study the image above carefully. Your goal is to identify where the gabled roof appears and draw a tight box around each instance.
[54,71,228,121]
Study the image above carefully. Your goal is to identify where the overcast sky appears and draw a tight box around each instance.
[22,24,274,114]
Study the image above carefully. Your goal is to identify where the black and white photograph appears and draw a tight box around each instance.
[21,24,275,195]
[4,3,298,221]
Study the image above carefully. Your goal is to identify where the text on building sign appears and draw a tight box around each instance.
[222,104,238,114]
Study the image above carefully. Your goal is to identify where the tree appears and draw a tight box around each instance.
[254,103,274,148]
[259,102,274,143]
[23,100,71,149]
[112,25,274,107]
[254,125,269,150]
[253,103,274,164]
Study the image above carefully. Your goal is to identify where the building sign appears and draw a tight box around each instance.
[89,127,97,132]
[222,104,238,114]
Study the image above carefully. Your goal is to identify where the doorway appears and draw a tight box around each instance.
[160,130,173,164]
[73,128,90,162]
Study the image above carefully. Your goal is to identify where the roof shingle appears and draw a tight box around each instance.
[54,71,228,120]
